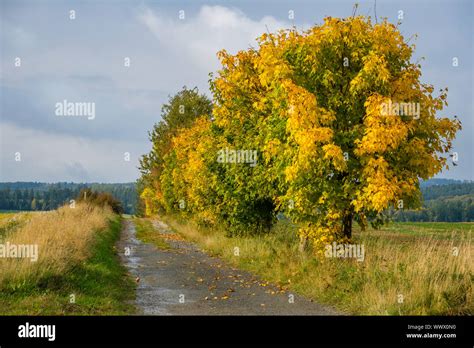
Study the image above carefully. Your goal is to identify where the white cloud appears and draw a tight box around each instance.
[1,2,471,182]
[0,122,144,182]
[1,4,292,182]
[138,5,290,75]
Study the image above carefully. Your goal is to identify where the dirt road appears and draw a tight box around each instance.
[118,219,338,315]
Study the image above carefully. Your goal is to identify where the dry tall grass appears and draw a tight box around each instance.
[354,232,472,315]
[163,216,473,315]
[0,203,113,289]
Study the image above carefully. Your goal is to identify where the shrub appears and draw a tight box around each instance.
[76,188,123,214]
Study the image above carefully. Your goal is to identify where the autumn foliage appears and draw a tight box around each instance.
[139,16,461,252]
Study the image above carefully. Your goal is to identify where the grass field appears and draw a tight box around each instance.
[358,222,472,240]
[0,205,135,315]
[163,216,473,315]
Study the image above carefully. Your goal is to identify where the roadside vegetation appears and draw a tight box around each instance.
[0,195,135,315]
[0,211,31,239]
[134,218,170,250]
[163,215,472,315]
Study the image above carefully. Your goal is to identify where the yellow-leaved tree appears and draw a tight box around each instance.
[209,16,461,249]
[138,87,212,215]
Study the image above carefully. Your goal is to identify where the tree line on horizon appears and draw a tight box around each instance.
[0,180,472,222]
[0,182,136,214]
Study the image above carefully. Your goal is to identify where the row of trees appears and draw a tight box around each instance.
[139,16,461,251]
[0,187,73,211]
[0,183,136,214]
[395,195,474,222]
[394,182,474,222]
[1,180,470,221]
[420,182,474,200]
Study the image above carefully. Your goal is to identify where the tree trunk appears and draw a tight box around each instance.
[298,236,308,252]
[342,211,353,239]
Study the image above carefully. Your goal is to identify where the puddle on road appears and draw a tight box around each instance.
[136,287,181,315]
[120,220,187,315]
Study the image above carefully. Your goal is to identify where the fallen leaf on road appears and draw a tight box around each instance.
[161,233,184,241]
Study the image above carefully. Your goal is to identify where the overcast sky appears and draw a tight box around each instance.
[1,0,472,183]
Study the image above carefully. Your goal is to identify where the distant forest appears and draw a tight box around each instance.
[394,179,474,222]
[0,182,137,214]
[0,179,472,221]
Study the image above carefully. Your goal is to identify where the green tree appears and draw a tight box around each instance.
[139,86,212,214]
[30,198,37,211]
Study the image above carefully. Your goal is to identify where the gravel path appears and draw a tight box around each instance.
[117,219,339,315]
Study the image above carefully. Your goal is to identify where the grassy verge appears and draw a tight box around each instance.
[134,218,170,250]
[0,211,32,240]
[0,207,135,315]
[162,215,473,315]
